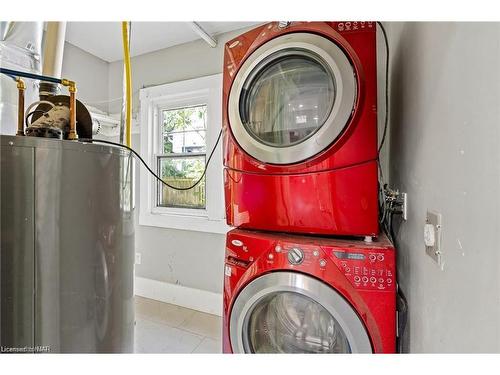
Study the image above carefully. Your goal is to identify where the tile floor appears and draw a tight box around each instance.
[134,296,222,353]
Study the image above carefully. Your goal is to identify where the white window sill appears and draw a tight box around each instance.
[139,211,230,234]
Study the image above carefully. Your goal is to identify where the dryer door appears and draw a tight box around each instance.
[228,32,357,165]
[229,272,371,353]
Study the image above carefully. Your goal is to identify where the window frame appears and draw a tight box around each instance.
[139,74,228,234]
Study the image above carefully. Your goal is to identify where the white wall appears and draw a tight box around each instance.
[108,27,256,295]
[61,42,109,112]
[386,22,500,352]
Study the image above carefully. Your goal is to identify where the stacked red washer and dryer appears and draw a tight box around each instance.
[221,21,396,353]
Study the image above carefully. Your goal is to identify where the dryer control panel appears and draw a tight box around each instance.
[329,248,395,291]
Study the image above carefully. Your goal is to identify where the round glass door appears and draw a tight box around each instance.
[230,272,372,353]
[246,291,350,353]
[239,49,335,148]
[228,32,357,165]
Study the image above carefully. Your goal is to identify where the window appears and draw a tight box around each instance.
[158,105,207,209]
[139,74,228,234]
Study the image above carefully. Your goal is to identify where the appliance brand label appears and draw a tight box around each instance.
[231,239,244,247]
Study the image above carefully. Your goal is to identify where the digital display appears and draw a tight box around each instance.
[333,251,365,260]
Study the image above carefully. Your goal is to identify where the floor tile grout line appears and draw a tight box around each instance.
[136,312,222,340]
[136,310,196,330]
[191,336,207,353]
[136,301,222,341]
[135,315,209,341]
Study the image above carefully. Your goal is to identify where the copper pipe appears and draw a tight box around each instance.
[62,79,78,140]
[16,78,26,136]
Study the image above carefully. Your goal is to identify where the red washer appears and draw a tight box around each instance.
[223,21,379,236]
[223,228,396,353]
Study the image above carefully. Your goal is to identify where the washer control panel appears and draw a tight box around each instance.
[330,249,395,291]
[287,247,304,265]
[269,244,325,269]
[227,230,395,292]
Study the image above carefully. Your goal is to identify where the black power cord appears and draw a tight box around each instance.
[396,281,409,353]
[79,128,222,191]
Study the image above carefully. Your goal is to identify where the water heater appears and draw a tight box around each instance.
[0,135,135,353]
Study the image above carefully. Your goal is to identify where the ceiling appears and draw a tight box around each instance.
[65,22,260,62]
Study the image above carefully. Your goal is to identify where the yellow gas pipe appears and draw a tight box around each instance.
[121,21,132,147]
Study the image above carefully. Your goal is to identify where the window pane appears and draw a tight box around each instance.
[162,105,207,154]
[158,155,206,209]
[240,49,335,147]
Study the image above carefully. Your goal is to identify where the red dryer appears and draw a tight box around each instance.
[223,21,379,236]
[223,229,396,353]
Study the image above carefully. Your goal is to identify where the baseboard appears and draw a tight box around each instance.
[134,277,223,317]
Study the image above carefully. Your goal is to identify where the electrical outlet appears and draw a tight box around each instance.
[425,211,443,268]
[135,252,142,265]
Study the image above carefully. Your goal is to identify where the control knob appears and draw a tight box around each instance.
[287,247,304,265]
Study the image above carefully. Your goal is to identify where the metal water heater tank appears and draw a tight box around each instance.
[0,135,135,353]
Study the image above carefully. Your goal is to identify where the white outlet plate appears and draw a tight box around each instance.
[402,192,408,221]
[425,211,442,267]
[135,252,142,265]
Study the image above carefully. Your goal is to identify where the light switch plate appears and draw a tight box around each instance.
[425,211,442,267]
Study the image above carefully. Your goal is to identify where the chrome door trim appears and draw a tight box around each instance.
[228,32,357,165]
[229,272,372,353]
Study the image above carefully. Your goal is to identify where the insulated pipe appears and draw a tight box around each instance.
[40,22,66,97]
[121,22,132,147]
[0,21,14,41]
[190,22,217,48]
[42,22,66,77]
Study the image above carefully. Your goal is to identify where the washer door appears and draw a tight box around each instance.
[228,32,357,165]
[230,272,372,353]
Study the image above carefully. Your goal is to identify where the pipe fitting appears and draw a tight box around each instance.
[61,78,76,92]
[16,77,26,90]
[62,78,78,140]
[16,78,26,136]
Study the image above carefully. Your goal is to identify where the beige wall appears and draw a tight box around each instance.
[386,22,500,352]
[61,42,109,113]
